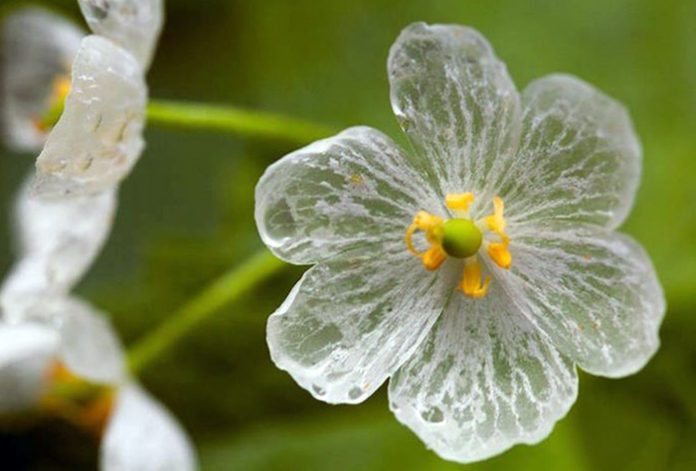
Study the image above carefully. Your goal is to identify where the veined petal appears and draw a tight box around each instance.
[267,253,456,404]
[502,75,641,229]
[0,323,58,412]
[102,383,196,471]
[388,288,578,463]
[255,126,438,265]
[78,0,163,69]
[34,35,147,198]
[503,222,665,377]
[1,7,83,152]
[0,178,116,301]
[388,22,521,197]
[9,296,125,384]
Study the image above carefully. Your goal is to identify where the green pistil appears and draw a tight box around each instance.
[441,218,482,258]
[45,378,107,405]
[38,97,66,131]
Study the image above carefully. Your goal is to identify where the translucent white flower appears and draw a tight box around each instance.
[0,182,195,470]
[1,8,83,152]
[255,23,666,463]
[1,2,162,197]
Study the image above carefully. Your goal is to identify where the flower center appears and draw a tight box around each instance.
[405,192,512,298]
[441,218,482,258]
[32,74,71,133]
[38,361,115,437]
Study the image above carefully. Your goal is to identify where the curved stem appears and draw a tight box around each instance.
[127,249,286,374]
[147,100,338,143]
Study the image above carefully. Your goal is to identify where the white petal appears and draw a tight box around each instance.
[34,35,147,198]
[502,222,665,377]
[0,323,58,412]
[0,177,116,301]
[6,296,125,384]
[78,0,163,68]
[56,297,126,384]
[388,22,521,198]
[1,7,83,152]
[267,253,456,404]
[102,383,196,471]
[0,322,58,370]
[502,75,641,229]
[255,126,438,265]
[389,288,578,463]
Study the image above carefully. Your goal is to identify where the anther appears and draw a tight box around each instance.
[487,241,512,269]
[445,192,475,212]
[460,258,491,298]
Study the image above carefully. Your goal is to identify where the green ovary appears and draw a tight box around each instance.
[441,218,482,259]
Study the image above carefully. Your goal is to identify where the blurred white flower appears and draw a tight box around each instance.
[1,177,116,303]
[0,182,196,471]
[1,1,163,197]
[1,3,191,469]
[1,8,82,152]
[78,0,164,68]
[0,302,196,471]
[255,22,665,463]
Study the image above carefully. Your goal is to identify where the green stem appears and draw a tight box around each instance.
[146,99,338,143]
[127,249,286,374]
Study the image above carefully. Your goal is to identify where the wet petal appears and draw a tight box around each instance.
[255,126,438,265]
[78,0,163,68]
[267,253,456,404]
[102,383,196,471]
[9,296,125,384]
[0,323,58,412]
[388,22,521,197]
[1,7,83,152]
[502,75,641,229]
[389,289,578,463]
[34,35,147,198]
[503,222,665,377]
[1,178,116,301]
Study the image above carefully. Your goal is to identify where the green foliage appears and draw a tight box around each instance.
[0,0,694,470]
[200,403,589,471]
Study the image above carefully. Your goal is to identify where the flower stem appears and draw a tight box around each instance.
[146,99,338,143]
[127,249,286,374]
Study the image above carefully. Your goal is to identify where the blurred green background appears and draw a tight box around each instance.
[1,0,695,469]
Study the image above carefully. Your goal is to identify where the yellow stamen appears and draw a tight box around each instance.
[405,222,420,256]
[53,75,71,103]
[422,245,447,271]
[481,196,512,269]
[46,361,76,383]
[39,361,115,437]
[460,257,491,298]
[446,192,475,212]
[80,391,115,436]
[483,196,506,234]
[487,241,512,269]
[405,211,444,255]
[405,211,447,269]
[33,75,72,132]
[41,391,115,438]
